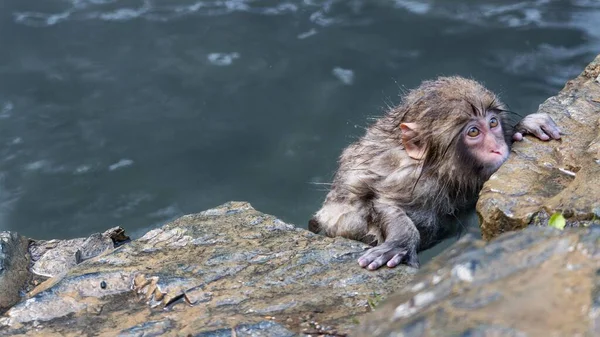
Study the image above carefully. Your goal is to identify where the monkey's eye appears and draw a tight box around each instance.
[467,127,480,137]
[489,117,499,128]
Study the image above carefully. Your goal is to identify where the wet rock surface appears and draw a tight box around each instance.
[0,226,129,314]
[353,225,600,337]
[477,53,600,241]
[30,226,129,278]
[0,201,415,336]
[0,232,30,312]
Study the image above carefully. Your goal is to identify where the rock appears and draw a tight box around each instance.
[353,224,600,336]
[30,226,130,278]
[477,53,600,241]
[0,201,414,336]
[104,226,131,246]
[0,226,130,314]
[0,232,30,312]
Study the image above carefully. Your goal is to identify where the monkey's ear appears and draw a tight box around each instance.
[400,123,426,160]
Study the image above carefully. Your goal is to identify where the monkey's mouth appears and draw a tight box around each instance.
[494,151,509,160]
[491,153,509,165]
[487,152,509,169]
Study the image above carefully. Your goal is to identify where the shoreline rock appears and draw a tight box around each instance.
[0,226,129,314]
[352,224,600,336]
[0,232,30,312]
[477,53,600,241]
[0,201,415,336]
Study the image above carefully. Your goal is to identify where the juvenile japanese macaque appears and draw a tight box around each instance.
[309,76,561,270]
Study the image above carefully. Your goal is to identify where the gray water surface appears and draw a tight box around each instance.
[0,0,598,262]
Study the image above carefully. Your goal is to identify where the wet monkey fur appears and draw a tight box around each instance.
[309,76,561,270]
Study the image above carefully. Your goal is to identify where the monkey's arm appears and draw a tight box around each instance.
[512,113,561,141]
[357,200,420,270]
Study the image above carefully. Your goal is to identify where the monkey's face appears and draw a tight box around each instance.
[462,112,509,176]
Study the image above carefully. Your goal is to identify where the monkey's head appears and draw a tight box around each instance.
[395,76,511,180]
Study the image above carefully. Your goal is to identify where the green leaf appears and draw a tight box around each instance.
[548,212,566,230]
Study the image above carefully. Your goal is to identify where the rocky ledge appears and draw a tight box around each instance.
[0,201,415,336]
[353,224,600,336]
[3,201,599,337]
[477,53,600,241]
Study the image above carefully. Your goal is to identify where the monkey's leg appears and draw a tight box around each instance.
[358,202,420,270]
[312,200,373,243]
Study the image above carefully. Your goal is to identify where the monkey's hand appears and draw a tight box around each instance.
[358,240,420,270]
[513,113,561,142]
[360,201,421,270]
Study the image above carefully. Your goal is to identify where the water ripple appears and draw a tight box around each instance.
[13,0,303,27]
[10,0,600,44]
[0,101,14,119]
[207,52,241,66]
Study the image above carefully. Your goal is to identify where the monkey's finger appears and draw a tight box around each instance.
[541,124,561,139]
[367,258,385,270]
[513,132,524,141]
[530,126,550,141]
[386,253,406,268]
[364,247,407,270]
[357,256,372,268]
[368,251,400,270]
[366,254,387,270]
[358,249,381,268]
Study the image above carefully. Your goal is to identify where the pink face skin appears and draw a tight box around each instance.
[463,114,509,174]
